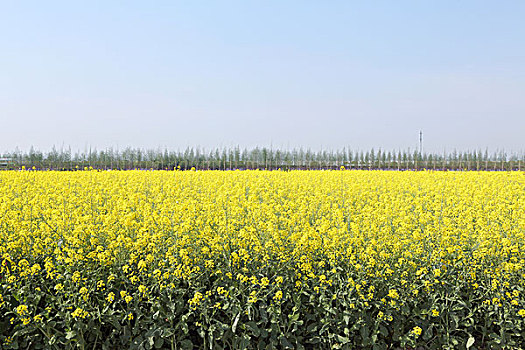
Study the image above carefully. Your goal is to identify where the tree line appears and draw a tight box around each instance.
[1,146,524,171]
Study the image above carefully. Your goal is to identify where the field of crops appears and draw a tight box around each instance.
[1,170,524,349]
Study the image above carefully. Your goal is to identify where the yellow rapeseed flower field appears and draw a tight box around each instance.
[1,170,524,349]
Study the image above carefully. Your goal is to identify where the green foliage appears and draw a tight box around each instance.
[2,146,524,171]
[2,254,525,349]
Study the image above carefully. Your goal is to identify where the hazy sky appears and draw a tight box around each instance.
[1,1,524,153]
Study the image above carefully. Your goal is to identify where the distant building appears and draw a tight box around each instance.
[0,157,13,169]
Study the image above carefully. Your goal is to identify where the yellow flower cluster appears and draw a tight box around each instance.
[71,308,89,319]
[411,326,423,338]
[16,305,28,316]
[0,170,524,344]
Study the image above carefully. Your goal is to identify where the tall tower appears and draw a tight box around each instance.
[419,130,423,155]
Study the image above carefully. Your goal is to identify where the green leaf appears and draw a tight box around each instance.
[336,335,350,344]
[180,339,193,350]
[343,315,350,325]
[308,336,321,344]
[280,335,294,349]
[288,312,300,323]
[306,323,318,333]
[239,335,250,350]
[466,336,475,349]
[245,321,260,337]
[148,336,155,347]
[154,338,164,349]
[360,326,369,344]
[65,331,76,340]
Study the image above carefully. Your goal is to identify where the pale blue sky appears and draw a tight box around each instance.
[1,1,524,153]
